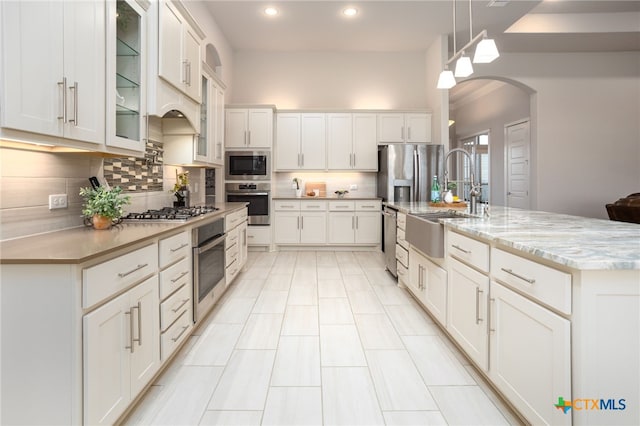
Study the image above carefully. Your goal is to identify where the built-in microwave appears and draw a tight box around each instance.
[225,151,270,181]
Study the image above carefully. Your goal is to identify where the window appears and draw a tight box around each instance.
[455,132,490,203]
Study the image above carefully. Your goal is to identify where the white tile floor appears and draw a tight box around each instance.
[125,250,523,426]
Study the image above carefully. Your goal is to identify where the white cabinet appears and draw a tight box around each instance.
[158,0,201,102]
[377,113,431,144]
[447,257,489,370]
[247,225,272,246]
[408,247,448,326]
[327,200,381,245]
[1,0,105,144]
[275,113,326,170]
[107,0,147,153]
[225,108,274,149]
[84,275,160,425]
[489,281,571,426]
[196,69,225,165]
[274,200,327,245]
[327,113,378,171]
[225,208,248,284]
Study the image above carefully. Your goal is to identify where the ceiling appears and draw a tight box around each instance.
[202,0,640,53]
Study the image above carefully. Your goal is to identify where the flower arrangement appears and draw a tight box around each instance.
[292,177,301,190]
[79,185,130,229]
[170,171,190,207]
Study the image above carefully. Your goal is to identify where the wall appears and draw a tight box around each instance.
[425,35,450,148]
[230,51,428,109]
[273,172,377,198]
[452,82,531,206]
[448,51,640,219]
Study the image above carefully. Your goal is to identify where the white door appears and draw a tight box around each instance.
[377,113,404,143]
[408,249,426,300]
[247,109,273,148]
[328,212,355,244]
[300,113,326,170]
[300,212,327,244]
[424,261,448,326]
[352,113,378,170]
[506,120,530,209]
[158,1,183,91]
[354,212,380,244]
[183,26,201,102]
[275,113,301,170]
[327,113,353,170]
[214,83,225,163]
[226,109,248,148]
[274,212,300,244]
[405,113,431,143]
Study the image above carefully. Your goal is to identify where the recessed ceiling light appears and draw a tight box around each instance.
[264,7,278,16]
[343,8,358,17]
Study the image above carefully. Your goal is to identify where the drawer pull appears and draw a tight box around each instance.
[247,235,255,239]
[281,205,295,208]
[118,263,148,278]
[335,206,350,209]
[171,271,189,283]
[360,205,376,208]
[171,298,190,313]
[501,268,536,284]
[475,288,483,324]
[125,308,135,353]
[170,242,189,252]
[133,302,142,346]
[171,325,189,342]
[451,244,471,254]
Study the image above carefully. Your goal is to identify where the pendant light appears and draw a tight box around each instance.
[454,54,473,77]
[437,68,457,89]
[473,38,500,63]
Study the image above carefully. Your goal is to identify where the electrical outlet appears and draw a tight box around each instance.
[350,184,358,191]
[48,194,68,210]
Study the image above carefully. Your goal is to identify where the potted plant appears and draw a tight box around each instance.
[170,171,190,207]
[79,186,131,230]
[293,177,302,197]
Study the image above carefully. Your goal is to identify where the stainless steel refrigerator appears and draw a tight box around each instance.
[377,144,444,203]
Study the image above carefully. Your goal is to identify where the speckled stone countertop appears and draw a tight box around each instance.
[385,202,640,271]
[0,203,247,264]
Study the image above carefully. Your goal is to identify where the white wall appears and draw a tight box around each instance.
[425,35,450,148]
[450,51,640,219]
[452,82,530,206]
[273,172,377,198]
[229,51,428,109]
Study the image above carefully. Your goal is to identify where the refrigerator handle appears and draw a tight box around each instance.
[413,147,419,202]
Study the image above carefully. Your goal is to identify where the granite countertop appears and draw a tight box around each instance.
[385,201,640,271]
[0,203,247,264]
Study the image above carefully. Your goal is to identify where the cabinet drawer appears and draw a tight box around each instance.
[160,283,191,332]
[226,242,239,268]
[247,225,271,245]
[159,231,190,269]
[83,244,158,309]
[396,243,409,268]
[397,261,409,286]
[301,200,327,211]
[226,229,240,250]
[397,212,406,230]
[447,231,489,273]
[355,200,381,211]
[274,200,301,211]
[226,209,245,230]
[159,257,191,300]
[161,310,192,360]
[397,228,409,250]
[329,200,355,211]
[492,248,572,315]
[226,257,241,284]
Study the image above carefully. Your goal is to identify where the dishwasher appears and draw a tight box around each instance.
[382,205,398,277]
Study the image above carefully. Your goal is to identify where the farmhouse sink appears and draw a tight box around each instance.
[405,211,472,258]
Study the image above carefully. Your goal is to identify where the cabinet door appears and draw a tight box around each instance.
[274,212,300,244]
[352,113,378,170]
[405,113,431,143]
[183,26,201,102]
[355,211,381,245]
[226,109,248,148]
[377,113,404,143]
[490,282,571,426]
[328,212,355,244]
[408,249,425,299]
[213,83,225,164]
[424,261,447,326]
[83,291,131,425]
[195,74,210,162]
[327,113,353,170]
[239,221,248,268]
[247,109,273,148]
[128,276,160,397]
[447,257,489,370]
[300,212,327,244]
[300,113,326,170]
[1,1,64,136]
[158,0,183,90]
[275,113,301,170]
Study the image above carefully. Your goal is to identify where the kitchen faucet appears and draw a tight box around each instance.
[443,148,481,215]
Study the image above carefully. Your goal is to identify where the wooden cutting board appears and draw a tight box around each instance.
[429,201,468,208]
[304,181,326,197]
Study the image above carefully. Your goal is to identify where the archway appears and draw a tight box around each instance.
[205,43,223,78]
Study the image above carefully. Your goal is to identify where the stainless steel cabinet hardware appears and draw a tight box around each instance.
[125,309,134,353]
[352,216,355,229]
[500,268,536,284]
[172,325,189,342]
[69,82,78,125]
[182,60,188,84]
[118,263,148,278]
[170,243,189,252]
[301,216,304,229]
[248,130,251,145]
[408,127,412,140]
[133,301,142,346]
[401,126,405,140]
[58,78,67,122]
[361,205,375,209]
[171,298,189,313]
[297,216,300,229]
[489,298,496,333]
[353,153,356,167]
[281,205,295,208]
[336,206,349,209]
[452,244,471,254]
[475,288,484,324]
[356,216,359,228]
[186,60,191,86]
[301,153,304,166]
[171,271,189,283]
[244,130,247,145]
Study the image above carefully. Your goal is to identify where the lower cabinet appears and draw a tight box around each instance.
[225,208,249,284]
[408,246,447,326]
[327,200,381,245]
[83,275,160,425]
[489,281,571,426]
[273,200,327,245]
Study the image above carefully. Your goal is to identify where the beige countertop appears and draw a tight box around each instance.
[273,196,382,201]
[0,203,247,264]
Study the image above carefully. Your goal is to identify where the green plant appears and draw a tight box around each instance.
[171,171,189,194]
[79,186,131,220]
[447,182,457,190]
[293,177,301,190]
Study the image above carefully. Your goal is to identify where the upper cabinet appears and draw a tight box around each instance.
[1,0,105,144]
[106,0,147,153]
[225,108,274,149]
[377,112,432,144]
[158,0,201,103]
[275,113,326,171]
[327,113,377,171]
[196,67,225,165]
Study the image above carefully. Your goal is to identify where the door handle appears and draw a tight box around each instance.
[57,77,67,122]
[69,82,78,126]
[475,288,484,324]
[133,301,142,346]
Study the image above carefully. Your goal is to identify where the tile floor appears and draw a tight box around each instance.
[125,250,523,426]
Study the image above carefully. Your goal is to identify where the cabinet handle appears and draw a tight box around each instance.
[451,244,471,254]
[301,216,304,229]
[182,60,189,84]
[144,113,149,144]
[360,205,376,209]
[475,288,483,324]
[172,298,190,313]
[401,126,405,140]
[297,216,300,230]
[118,263,148,278]
[301,153,304,166]
[244,130,247,145]
[281,205,295,208]
[247,130,251,145]
[353,153,356,167]
[57,78,67,122]
[335,205,349,209]
[125,308,135,353]
[171,271,189,283]
[170,243,189,252]
[352,216,355,229]
[489,297,496,333]
[172,325,189,342]
[356,216,359,229]
[187,61,192,86]
[297,153,301,167]
[408,127,411,140]
[133,301,142,346]
[68,82,78,126]
[500,268,536,284]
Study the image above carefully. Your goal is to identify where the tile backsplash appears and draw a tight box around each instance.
[104,139,164,192]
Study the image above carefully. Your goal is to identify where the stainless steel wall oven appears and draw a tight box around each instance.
[225,151,270,181]
[226,183,271,226]
[193,217,225,323]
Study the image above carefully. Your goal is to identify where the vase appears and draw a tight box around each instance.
[295,189,302,198]
[92,214,113,230]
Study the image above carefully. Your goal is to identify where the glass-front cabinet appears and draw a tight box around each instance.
[196,74,209,162]
[107,0,147,153]
[199,66,225,166]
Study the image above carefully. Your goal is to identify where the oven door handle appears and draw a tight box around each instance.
[227,191,270,196]
[197,234,226,254]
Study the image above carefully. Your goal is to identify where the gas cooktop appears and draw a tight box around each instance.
[123,206,219,222]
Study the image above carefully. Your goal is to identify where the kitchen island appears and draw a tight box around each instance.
[386,201,640,426]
